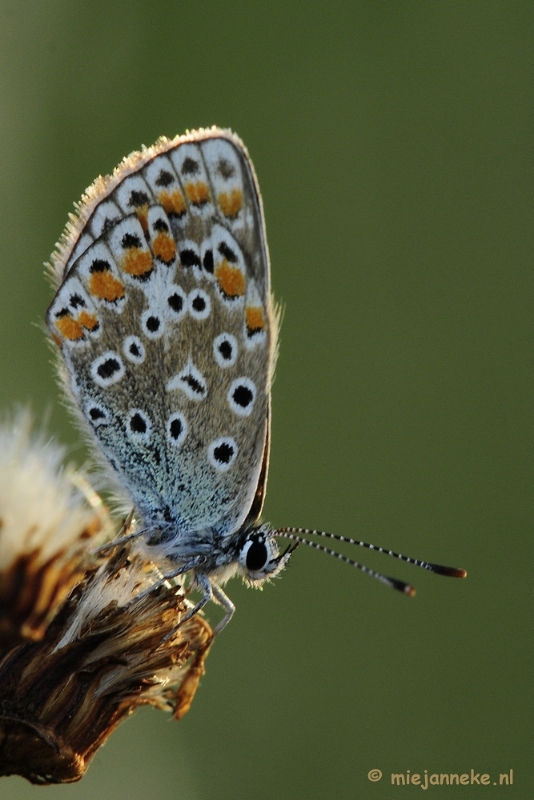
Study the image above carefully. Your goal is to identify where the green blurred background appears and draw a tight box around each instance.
[0,2,531,798]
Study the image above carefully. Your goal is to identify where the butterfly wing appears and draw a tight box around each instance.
[47,130,276,538]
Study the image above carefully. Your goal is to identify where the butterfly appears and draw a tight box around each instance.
[46,127,466,635]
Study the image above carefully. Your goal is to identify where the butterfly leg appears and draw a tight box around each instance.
[180,572,213,625]
[210,583,235,635]
[129,558,204,604]
[162,577,235,641]
[159,572,213,643]
[93,527,148,554]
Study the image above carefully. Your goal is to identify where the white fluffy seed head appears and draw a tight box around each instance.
[0,409,102,570]
[54,553,155,651]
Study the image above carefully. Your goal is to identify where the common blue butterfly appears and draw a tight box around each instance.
[46,128,466,635]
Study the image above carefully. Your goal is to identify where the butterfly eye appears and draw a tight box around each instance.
[239,534,269,577]
[238,530,290,585]
[246,537,268,572]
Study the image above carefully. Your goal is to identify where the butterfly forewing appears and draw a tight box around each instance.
[47,129,274,539]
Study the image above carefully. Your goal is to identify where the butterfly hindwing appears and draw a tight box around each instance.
[47,130,275,537]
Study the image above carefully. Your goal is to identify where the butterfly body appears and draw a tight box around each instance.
[47,129,290,630]
[47,128,466,633]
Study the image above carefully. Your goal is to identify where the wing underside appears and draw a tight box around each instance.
[47,131,276,537]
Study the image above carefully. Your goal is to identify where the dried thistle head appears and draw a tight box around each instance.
[0,410,105,646]
[0,413,212,784]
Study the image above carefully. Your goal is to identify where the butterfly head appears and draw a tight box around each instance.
[236,525,297,587]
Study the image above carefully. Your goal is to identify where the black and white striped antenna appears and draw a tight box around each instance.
[273,527,467,596]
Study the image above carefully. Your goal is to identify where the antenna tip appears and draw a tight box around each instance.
[445,567,467,579]
[429,563,468,579]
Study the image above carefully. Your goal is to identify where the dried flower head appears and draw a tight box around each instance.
[0,413,212,784]
[0,410,105,646]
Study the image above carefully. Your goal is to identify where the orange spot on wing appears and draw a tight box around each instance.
[88,271,125,302]
[55,316,84,341]
[153,232,177,264]
[218,189,243,219]
[184,181,210,207]
[78,310,99,330]
[215,259,246,298]
[120,248,153,277]
[158,190,187,217]
[135,205,149,231]
[246,306,266,332]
